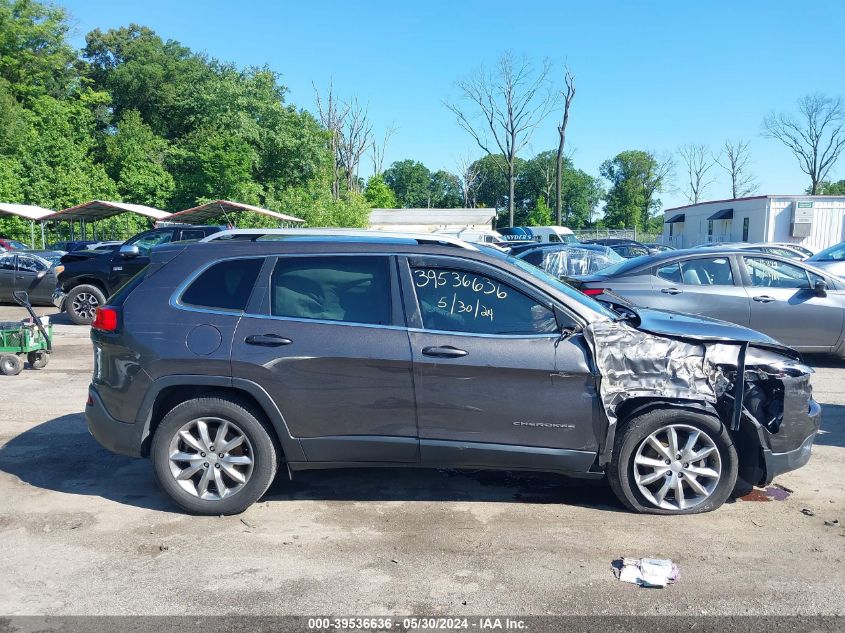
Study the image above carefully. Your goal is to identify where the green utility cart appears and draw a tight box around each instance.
[0,291,52,376]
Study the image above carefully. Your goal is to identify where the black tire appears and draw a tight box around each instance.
[66,284,107,325]
[27,350,49,369]
[607,408,738,515]
[0,354,23,376]
[150,396,279,515]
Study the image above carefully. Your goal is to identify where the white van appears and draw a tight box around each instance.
[527,226,579,244]
[434,228,506,245]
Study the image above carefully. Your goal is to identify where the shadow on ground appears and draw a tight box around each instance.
[0,413,623,513]
[817,402,845,448]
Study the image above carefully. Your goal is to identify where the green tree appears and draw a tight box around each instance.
[814,180,845,195]
[364,175,397,208]
[383,159,432,207]
[0,0,76,100]
[600,150,671,230]
[429,169,462,208]
[526,195,552,226]
[105,109,174,208]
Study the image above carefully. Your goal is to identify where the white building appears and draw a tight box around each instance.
[662,195,845,251]
[368,208,495,233]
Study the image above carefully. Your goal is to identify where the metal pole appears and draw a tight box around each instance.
[30,221,35,248]
[40,222,46,249]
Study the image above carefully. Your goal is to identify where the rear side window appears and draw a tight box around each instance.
[271,256,391,325]
[181,258,263,311]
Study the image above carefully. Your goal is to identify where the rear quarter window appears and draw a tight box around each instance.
[181,258,263,311]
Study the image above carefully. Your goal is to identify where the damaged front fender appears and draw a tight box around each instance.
[582,319,818,477]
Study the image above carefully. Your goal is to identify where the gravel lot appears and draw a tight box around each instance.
[0,304,843,616]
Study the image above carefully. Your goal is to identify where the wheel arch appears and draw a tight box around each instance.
[136,375,305,462]
[66,276,109,296]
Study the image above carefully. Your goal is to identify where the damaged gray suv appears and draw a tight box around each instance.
[85,230,821,515]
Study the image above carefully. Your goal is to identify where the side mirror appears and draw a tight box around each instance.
[36,270,47,280]
[119,244,140,259]
[814,279,828,298]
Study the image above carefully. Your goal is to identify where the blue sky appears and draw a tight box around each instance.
[61,0,845,211]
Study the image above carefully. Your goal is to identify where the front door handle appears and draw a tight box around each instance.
[752,295,775,303]
[245,334,292,347]
[422,345,468,358]
[660,287,682,295]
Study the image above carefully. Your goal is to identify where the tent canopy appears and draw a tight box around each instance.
[43,200,171,222]
[0,203,54,221]
[166,200,304,225]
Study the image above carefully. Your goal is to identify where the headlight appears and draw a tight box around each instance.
[53,265,64,275]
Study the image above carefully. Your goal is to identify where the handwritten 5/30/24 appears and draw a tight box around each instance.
[437,293,494,321]
[413,269,507,300]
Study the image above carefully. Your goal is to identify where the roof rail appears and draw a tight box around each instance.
[200,228,479,250]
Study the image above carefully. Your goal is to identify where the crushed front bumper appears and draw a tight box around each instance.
[761,397,821,484]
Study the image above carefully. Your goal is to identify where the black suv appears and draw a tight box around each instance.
[85,230,820,515]
[53,225,222,324]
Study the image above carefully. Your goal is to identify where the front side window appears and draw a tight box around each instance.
[744,257,810,289]
[678,257,734,286]
[656,262,682,283]
[411,266,558,335]
[127,231,173,255]
[181,258,263,311]
[17,255,46,273]
[271,256,391,325]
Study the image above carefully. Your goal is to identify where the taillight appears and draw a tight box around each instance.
[92,306,119,332]
[582,287,605,296]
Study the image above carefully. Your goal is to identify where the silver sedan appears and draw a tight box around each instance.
[572,248,845,356]
[806,241,845,278]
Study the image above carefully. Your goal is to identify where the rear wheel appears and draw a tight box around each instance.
[150,396,279,515]
[66,284,106,325]
[27,350,49,369]
[0,354,23,376]
[608,408,738,515]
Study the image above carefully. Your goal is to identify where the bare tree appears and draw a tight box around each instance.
[445,51,553,226]
[313,80,349,200]
[337,98,373,193]
[763,94,845,194]
[645,152,675,223]
[455,152,485,208]
[715,139,757,199]
[678,144,716,204]
[370,123,398,177]
[555,67,575,225]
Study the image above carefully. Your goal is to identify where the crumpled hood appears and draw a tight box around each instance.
[631,308,788,349]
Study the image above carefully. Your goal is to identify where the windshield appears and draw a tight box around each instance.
[811,242,845,261]
[506,255,618,319]
[594,254,653,276]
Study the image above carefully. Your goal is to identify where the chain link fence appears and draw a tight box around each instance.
[572,228,663,244]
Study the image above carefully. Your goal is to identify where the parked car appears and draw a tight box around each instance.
[0,237,31,251]
[0,251,63,305]
[582,238,656,258]
[695,242,808,260]
[643,243,675,252]
[571,248,845,355]
[806,241,845,278]
[434,228,507,246]
[512,243,623,277]
[53,225,224,325]
[85,229,819,516]
[772,242,814,258]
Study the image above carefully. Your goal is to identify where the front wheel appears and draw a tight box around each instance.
[608,408,738,515]
[150,396,279,515]
[27,350,49,369]
[66,284,107,325]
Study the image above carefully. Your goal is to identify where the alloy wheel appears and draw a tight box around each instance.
[633,424,722,511]
[71,292,99,321]
[167,417,254,500]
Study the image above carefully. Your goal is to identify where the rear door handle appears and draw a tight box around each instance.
[752,295,775,303]
[244,334,292,347]
[660,287,682,295]
[422,345,468,358]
